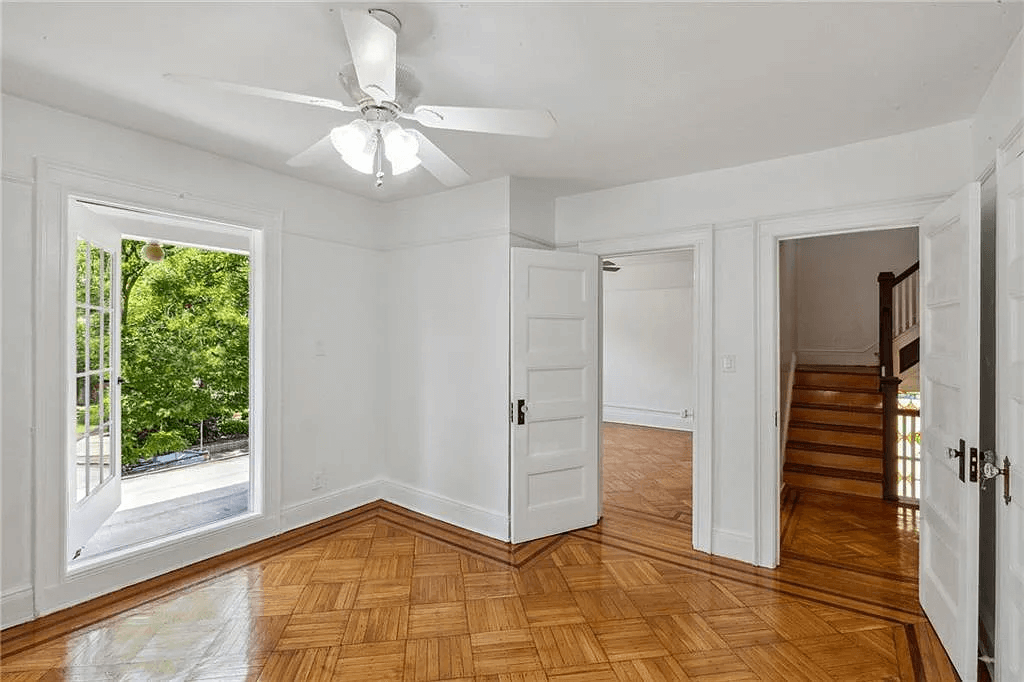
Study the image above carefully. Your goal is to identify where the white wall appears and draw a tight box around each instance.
[382,180,512,540]
[1,95,385,625]
[556,121,972,564]
[509,177,557,249]
[793,228,918,366]
[971,28,1023,178]
[602,253,694,431]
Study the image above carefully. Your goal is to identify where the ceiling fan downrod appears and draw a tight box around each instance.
[374,128,386,188]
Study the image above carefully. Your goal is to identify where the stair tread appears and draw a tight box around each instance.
[789,420,883,435]
[792,384,881,394]
[783,462,884,482]
[785,441,882,458]
[790,402,882,414]
[797,365,879,375]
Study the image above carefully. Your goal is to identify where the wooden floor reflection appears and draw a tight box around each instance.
[1,423,956,680]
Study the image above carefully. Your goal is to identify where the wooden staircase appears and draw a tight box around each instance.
[783,366,885,498]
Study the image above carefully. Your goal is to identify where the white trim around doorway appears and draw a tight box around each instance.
[33,159,283,616]
[753,193,949,568]
[570,226,714,555]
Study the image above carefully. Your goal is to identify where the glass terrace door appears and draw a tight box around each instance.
[68,207,122,560]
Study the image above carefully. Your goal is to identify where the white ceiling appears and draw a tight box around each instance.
[3,2,1021,202]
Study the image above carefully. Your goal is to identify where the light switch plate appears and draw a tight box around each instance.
[722,354,737,373]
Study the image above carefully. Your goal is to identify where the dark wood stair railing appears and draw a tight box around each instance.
[878,261,920,500]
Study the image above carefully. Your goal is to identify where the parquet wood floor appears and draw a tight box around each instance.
[1,424,957,680]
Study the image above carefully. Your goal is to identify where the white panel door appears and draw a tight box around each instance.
[995,149,1024,682]
[67,204,122,560]
[510,248,600,543]
[918,183,981,682]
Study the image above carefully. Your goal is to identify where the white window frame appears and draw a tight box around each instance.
[34,160,283,615]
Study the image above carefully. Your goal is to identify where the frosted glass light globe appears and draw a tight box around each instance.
[382,124,421,175]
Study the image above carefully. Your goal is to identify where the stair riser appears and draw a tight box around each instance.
[783,472,883,498]
[785,450,883,474]
[788,427,882,450]
[790,407,882,429]
[796,372,879,390]
[791,388,883,409]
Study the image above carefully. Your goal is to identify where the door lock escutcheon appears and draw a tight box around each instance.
[947,439,967,482]
[980,450,1012,505]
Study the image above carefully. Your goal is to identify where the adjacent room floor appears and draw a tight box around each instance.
[1,424,956,680]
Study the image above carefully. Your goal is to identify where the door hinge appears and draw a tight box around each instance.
[511,399,527,425]
[981,450,1012,505]
[774,411,779,428]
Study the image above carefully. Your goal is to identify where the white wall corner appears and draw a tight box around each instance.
[709,529,755,564]
[603,405,694,432]
[380,480,509,542]
[1,584,35,629]
[280,480,385,532]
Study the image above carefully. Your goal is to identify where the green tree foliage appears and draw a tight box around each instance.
[119,240,249,467]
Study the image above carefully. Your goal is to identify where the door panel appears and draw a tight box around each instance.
[918,183,981,681]
[995,150,1024,682]
[67,203,121,559]
[510,248,599,543]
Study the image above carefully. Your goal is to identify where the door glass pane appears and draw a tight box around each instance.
[76,312,87,374]
[89,313,101,372]
[76,240,88,304]
[89,246,102,308]
[76,376,88,502]
[101,372,111,483]
[102,312,112,372]
[101,249,111,308]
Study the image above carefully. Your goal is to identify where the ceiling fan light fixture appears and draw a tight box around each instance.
[382,122,420,175]
[331,120,376,174]
[330,120,372,157]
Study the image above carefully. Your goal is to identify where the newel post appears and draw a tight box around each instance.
[878,271,899,501]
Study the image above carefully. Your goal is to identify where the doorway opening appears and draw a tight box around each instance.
[67,201,255,567]
[600,250,696,542]
[776,227,921,577]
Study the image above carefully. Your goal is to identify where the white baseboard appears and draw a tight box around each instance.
[603,404,693,431]
[381,480,509,542]
[1,584,34,628]
[710,529,755,564]
[281,480,384,532]
[797,345,879,367]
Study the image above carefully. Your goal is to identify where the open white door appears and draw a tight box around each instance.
[67,202,122,560]
[918,183,982,681]
[510,248,600,543]
[994,149,1023,682]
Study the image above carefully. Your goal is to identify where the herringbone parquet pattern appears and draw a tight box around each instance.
[1,424,957,680]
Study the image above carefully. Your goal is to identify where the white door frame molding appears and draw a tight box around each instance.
[571,226,714,554]
[754,193,950,567]
[33,159,283,616]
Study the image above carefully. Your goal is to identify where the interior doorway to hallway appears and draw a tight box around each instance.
[600,250,696,532]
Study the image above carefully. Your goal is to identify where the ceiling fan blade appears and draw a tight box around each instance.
[407,129,470,188]
[164,73,358,113]
[340,8,397,103]
[405,105,557,138]
[286,134,338,168]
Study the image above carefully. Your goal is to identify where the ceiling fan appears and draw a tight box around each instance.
[166,7,557,189]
